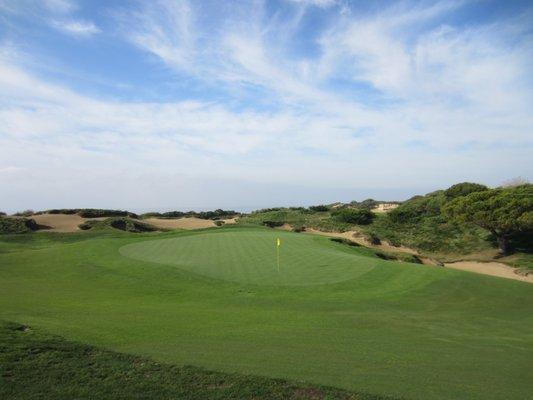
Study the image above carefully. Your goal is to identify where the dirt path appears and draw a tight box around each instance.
[297,226,531,283]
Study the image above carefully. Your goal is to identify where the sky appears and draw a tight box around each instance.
[0,0,532,213]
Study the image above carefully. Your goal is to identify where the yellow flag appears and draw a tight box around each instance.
[277,238,281,247]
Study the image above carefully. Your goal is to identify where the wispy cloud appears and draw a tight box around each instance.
[0,0,532,211]
[51,19,100,37]
[287,0,337,8]
[43,0,76,14]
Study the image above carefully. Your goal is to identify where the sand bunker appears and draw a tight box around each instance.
[144,217,237,230]
[30,214,106,232]
[445,261,533,283]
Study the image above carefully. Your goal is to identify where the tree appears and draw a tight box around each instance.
[444,182,488,199]
[443,185,533,254]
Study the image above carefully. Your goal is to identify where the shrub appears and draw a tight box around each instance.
[77,209,139,219]
[159,211,187,219]
[46,209,79,215]
[388,192,445,223]
[330,237,360,247]
[308,205,329,212]
[373,251,422,264]
[214,220,225,226]
[195,209,237,220]
[292,226,306,233]
[0,217,39,234]
[364,232,381,245]
[444,182,488,199]
[78,217,157,233]
[262,221,284,228]
[332,208,375,225]
[13,210,35,217]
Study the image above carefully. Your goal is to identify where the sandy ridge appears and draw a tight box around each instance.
[282,225,532,283]
[27,213,237,232]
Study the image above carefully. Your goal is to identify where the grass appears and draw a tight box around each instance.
[120,230,379,286]
[0,321,388,400]
[0,226,532,400]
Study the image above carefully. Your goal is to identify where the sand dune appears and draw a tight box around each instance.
[30,214,106,232]
[445,261,533,283]
[144,217,237,230]
[28,214,238,232]
[302,227,531,283]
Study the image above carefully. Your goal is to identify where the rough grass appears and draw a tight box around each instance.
[1,227,532,400]
[0,321,390,400]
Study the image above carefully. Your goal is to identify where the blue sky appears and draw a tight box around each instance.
[0,0,532,212]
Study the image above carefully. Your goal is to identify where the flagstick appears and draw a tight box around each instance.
[277,245,280,273]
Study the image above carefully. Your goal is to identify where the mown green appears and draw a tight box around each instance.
[0,226,532,400]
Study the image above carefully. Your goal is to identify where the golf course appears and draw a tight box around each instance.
[1,225,532,399]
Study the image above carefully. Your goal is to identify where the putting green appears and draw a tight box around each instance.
[119,230,377,285]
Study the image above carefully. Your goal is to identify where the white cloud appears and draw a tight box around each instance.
[118,0,194,72]
[287,0,337,7]
[1,0,532,211]
[44,0,76,14]
[52,19,100,37]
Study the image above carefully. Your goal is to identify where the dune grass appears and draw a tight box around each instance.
[0,226,532,400]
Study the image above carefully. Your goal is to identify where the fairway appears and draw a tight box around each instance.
[120,230,377,285]
[1,227,532,400]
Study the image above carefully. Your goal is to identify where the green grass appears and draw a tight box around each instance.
[120,230,378,286]
[1,226,532,400]
[0,321,388,400]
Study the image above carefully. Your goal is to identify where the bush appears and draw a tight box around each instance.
[214,220,225,226]
[13,210,35,217]
[78,217,157,233]
[141,210,237,220]
[195,209,237,220]
[262,221,284,228]
[308,205,329,212]
[46,209,79,215]
[332,208,375,225]
[330,237,360,247]
[374,251,422,264]
[444,182,488,199]
[364,232,381,245]
[77,209,139,219]
[0,217,39,234]
[388,192,445,223]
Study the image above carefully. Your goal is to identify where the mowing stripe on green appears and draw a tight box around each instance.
[119,230,378,286]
